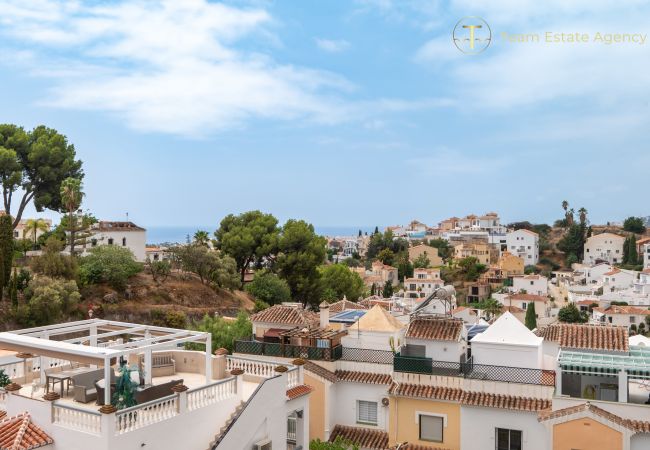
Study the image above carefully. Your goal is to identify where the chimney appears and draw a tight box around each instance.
[319,301,330,329]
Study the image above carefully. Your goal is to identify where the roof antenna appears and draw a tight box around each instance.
[126,212,129,222]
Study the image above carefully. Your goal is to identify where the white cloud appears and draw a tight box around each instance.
[315,38,351,53]
[0,0,357,136]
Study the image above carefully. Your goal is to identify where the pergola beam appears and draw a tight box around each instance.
[108,331,199,351]
[62,326,149,344]
[16,320,108,337]
[109,334,209,358]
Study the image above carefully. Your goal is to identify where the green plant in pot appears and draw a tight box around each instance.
[112,366,138,410]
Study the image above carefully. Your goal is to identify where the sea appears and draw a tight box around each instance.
[144,225,381,245]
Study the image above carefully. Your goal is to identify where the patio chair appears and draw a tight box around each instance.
[72,368,105,403]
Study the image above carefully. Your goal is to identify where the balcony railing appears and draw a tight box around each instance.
[393,353,555,386]
[341,347,394,365]
[234,340,342,361]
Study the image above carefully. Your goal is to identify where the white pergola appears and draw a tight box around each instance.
[0,319,212,405]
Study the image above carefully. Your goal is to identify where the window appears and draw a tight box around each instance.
[108,238,114,245]
[122,237,127,246]
[356,400,377,425]
[630,316,636,324]
[496,428,522,450]
[419,415,443,442]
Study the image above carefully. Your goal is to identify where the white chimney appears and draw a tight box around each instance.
[319,301,330,329]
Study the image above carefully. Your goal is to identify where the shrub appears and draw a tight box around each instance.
[245,270,291,305]
[30,236,77,279]
[78,245,142,290]
[18,277,81,326]
[190,311,252,353]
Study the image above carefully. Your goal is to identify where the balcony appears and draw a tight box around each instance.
[393,353,555,386]
[234,340,342,361]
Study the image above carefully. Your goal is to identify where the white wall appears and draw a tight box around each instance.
[332,381,389,431]
[407,338,465,363]
[89,230,147,262]
[471,342,541,369]
[460,406,547,450]
[341,330,403,352]
[584,234,625,265]
[512,276,548,296]
[505,230,539,265]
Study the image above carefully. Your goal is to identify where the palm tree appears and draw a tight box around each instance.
[483,298,502,320]
[22,218,48,249]
[60,178,84,255]
[578,207,588,225]
[567,208,575,226]
[561,200,569,212]
[193,230,210,247]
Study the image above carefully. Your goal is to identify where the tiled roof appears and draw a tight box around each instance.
[0,411,5,420]
[389,383,464,402]
[328,299,367,314]
[506,294,549,302]
[405,317,464,341]
[594,305,650,315]
[303,361,338,383]
[0,412,53,450]
[335,370,392,385]
[286,384,313,400]
[93,221,145,231]
[390,383,550,412]
[501,305,524,313]
[536,323,629,352]
[462,391,550,412]
[538,402,650,433]
[329,425,388,449]
[389,444,451,450]
[250,305,319,326]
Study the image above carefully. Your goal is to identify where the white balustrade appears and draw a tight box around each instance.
[0,361,24,380]
[0,389,7,409]
[52,404,102,435]
[226,356,280,378]
[187,378,236,411]
[115,395,178,435]
[287,367,299,388]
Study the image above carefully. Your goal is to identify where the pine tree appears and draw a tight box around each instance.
[525,302,537,330]
[382,280,393,298]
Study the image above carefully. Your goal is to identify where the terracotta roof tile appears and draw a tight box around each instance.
[506,294,549,302]
[536,323,629,352]
[250,305,319,327]
[0,412,53,450]
[390,445,451,450]
[328,299,367,314]
[93,221,145,231]
[405,317,464,341]
[390,383,550,412]
[538,402,650,433]
[286,384,313,400]
[329,425,388,449]
[462,391,550,412]
[389,383,464,402]
[335,370,392,385]
[303,361,338,383]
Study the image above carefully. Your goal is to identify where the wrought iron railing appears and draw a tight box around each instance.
[393,353,554,386]
[234,340,342,361]
[341,347,394,365]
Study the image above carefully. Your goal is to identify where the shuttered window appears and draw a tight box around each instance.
[419,415,443,442]
[356,400,378,425]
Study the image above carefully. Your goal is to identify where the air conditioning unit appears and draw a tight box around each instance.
[252,439,272,450]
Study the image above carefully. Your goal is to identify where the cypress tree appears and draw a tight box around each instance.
[629,235,638,266]
[10,268,17,308]
[525,302,537,330]
[0,215,13,299]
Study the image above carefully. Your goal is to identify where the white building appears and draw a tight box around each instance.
[602,268,637,292]
[505,229,539,265]
[581,262,613,285]
[512,274,548,296]
[14,218,52,241]
[644,243,650,269]
[471,312,543,369]
[341,305,405,351]
[86,221,147,262]
[592,305,650,329]
[583,232,625,265]
[403,268,443,299]
[401,317,466,363]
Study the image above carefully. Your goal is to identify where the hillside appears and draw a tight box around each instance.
[80,272,255,324]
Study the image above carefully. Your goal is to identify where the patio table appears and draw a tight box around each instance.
[46,366,95,398]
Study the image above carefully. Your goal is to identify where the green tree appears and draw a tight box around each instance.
[413,253,431,269]
[172,244,239,289]
[623,216,646,234]
[30,236,77,279]
[382,280,393,298]
[558,303,586,323]
[9,268,17,307]
[557,223,588,265]
[319,264,365,302]
[148,259,171,283]
[276,220,327,308]
[193,230,210,246]
[525,302,537,330]
[18,276,81,326]
[78,245,142,290]
[0,214,12,296]
[376,248,395,266]
[623,235,638,265]
[310,437,359,450]
[191,311,252,352]
[214,210,279,285]
[427,238,453,261]
[22,218,49,248]
[0,124,83,228]
[456,257,487,282]
[245,270,292,305]
[395,253,414,281]
[60,177,84,255]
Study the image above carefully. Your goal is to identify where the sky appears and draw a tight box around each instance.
[0,0,649,231]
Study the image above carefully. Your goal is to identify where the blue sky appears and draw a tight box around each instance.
[0,0,649,230]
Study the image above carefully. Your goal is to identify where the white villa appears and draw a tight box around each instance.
[505,229,539,265]
[0,319,310,450]
[583,232,625,265]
